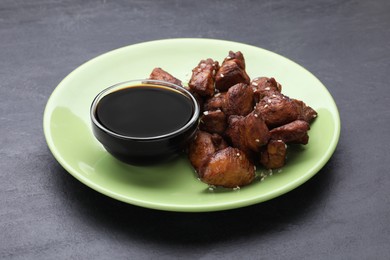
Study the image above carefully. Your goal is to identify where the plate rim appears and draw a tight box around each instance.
[43,38,341,212]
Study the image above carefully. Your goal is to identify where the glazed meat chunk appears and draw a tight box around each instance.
[255,93,300,129]
[188,131,228,172]
[260,140,287,169]
[189,58,219,97]
[215,51,250,92]
[199,147,255,188]
[251,77,282,102]
[225,111,270,154]
[292,99,318,123]
[224,83,254,116]
[203,92,226,111]
[149,67,182,86]
[199,110,227,135]
[269,120,310,145]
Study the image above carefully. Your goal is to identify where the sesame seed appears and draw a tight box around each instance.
[254,165,257,170]
[216,109,222,112]
[236,153,240,157]
[220,73,224,78]
[233,186,240,190]
[254,113,258,117]
[203,111,209,115]
[265,87,270,91]
[264,104,268,108]
[226,56,232,59]
[313,114,317,118]
[252,82,258,86]
[277,139,283,142]
[255,139,260,142]
[215,93,221,97]
[267,99,272,104]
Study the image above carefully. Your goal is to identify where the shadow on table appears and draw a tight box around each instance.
[51,156,336,247]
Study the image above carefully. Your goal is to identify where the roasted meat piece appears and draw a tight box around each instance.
[149,67,182,86]
[225,111,270,154]
[215,51,250,92]
[189,58,219,97]
[269,120,310,144]
[224,83,254,116]
[260,140,287,169]
[199,147,255,188]
[199,110,227,135]
[255,93,300,129]
[188,131,228,172]
[251,77,282,102]
[292,99,318,123]
[203,92,226,111]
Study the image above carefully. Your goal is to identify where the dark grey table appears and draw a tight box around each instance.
[1,1,389,259]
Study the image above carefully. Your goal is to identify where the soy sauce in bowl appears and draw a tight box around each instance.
[96,85,194,138]
[91,80,200,165]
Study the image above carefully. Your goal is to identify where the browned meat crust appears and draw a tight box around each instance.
[251,77,282,102]
[260,140,287,169]
[199,110,227,135]
[188,131,228,172]
[255,93,300,129]
[149,67,182,86]
[203,92,226,111]
[269,120,310,144]
[292,99,318,123]
[225,111,270,154]
[199,147,255,188]
[189,58,219,97]
[215,51,250,92]
[224,83,254,116]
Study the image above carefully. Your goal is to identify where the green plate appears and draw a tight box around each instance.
[43,38,340,212]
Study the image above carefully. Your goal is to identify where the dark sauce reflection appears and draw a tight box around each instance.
[95,85,194,138]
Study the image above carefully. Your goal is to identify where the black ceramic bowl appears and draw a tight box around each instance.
[90,79,200,165]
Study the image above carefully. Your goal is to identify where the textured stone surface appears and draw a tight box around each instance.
[1,0,389,259]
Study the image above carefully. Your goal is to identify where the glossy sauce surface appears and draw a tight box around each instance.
[96,85,194,138]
